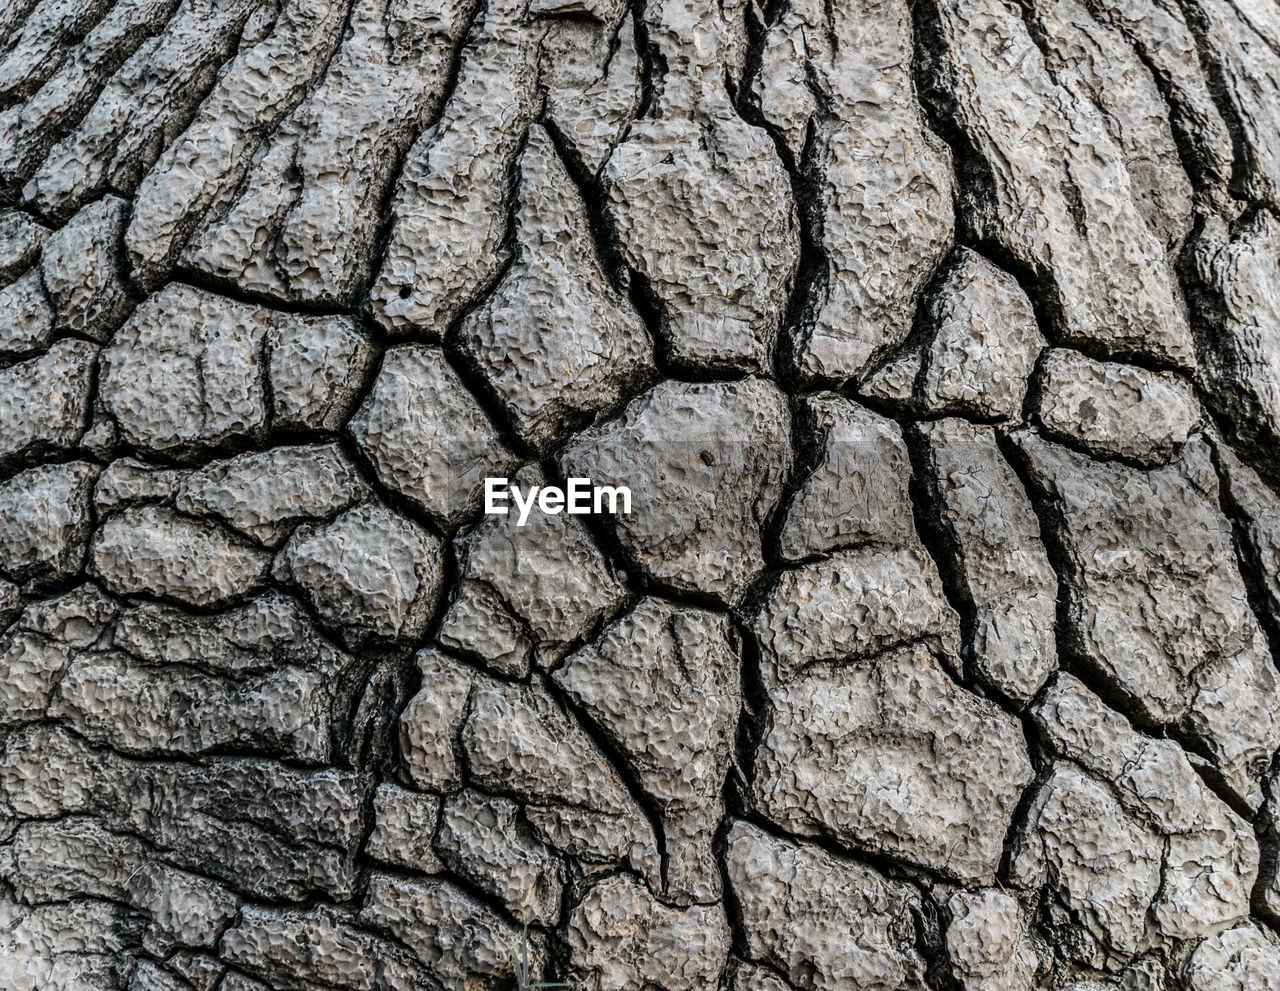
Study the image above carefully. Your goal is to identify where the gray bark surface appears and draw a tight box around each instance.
[2,0,1280,987]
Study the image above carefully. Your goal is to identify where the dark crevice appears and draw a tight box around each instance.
[0,0,45,57]
[629,0,664,122]
[997,427,1260,824]
[539,114,632,302]
[996,689,1055,888]
[758,391,819,567]
[771,119,829,391]
[725,615,768,807]
[1178,207,1280,487]
[911,3,1066,359]
[914,888,958,991]
[912,0,1199,380]
[732,808,944,894]
[901,422,979,686]
[45,0,258,225]
[122,0,355,294]
[0,0,186,207]
[730,0,828,392]
[437,125,541,461]
[1076,0,1231,199]
[1173,0,1258,206]
[1204,431,1280,668]
[538,671,671,897]
[1201,433,1280,896]
[355,0,486,313]
[1254,762,1280,930]
[536,114,665,420]
[165,268,356,318]
[712,814,755,964]
[995,426,1163,728]
[529,135,677,378]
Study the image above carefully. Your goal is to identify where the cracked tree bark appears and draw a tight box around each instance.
[2,0,1280,988]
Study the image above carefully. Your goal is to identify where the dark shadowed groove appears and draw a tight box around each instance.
[913,889,958,991]
[771,119,830,392]
[909,1,1063,345]
[901,421,981,685]
[545,820,584,988]
[725,814,967,989]
[730,0,830,391]
[895,417,1055,900]
[1178,205,1280,486]
[538,111,640,305]
[356,0,488,311]
[724,614,768,811]
[0,0,112,111]
[0,0,186,207]
[66,0,260,225]
[1255,763,1280,935]
[535,114,666,411]
[908,0,1245,825]
[756,391,817,568]
[909,0,1196,377]
[1074,0,1229,197]
[1203,431,1280,674]
[0,199,63,234]
[993,425,1161,727]
[994,680,1055,886]
[996,427,1258,822]
[734,808,946,898]
[1203,432,1280,926]
[538,670,672,897]
[289,0,503,896]
[447,677,478,797]
[539,114,679,383]
[1173,0,1257,206]
[0,0,44,56]
[121,0,357,296]
[630,0,664,122]
[712,815,757,964]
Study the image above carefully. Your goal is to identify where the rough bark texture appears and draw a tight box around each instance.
[2,0,1280,988]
